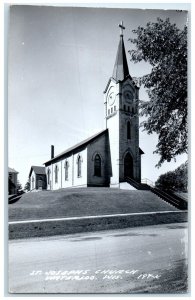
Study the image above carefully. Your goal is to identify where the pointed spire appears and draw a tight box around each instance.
[112,21,130,82]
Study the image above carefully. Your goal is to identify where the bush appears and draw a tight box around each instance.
[155,161,188,192]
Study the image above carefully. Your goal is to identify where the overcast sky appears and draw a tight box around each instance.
[8,5,188,187]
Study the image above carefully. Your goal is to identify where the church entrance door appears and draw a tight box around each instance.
[124,153,133,178]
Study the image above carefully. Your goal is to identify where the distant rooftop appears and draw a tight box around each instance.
[8,167,18,174]
[29,166,46,177]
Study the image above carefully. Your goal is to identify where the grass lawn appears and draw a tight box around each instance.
[9,188,178,221]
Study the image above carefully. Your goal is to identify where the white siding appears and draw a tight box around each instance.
[47,147,87,190]
[61,156,73,188]
[30,170,36,191]
[107,112,119,186]
[73,148,87,187]
[52,161,61,190]
[46,166,52,190]
[105,81,120,187]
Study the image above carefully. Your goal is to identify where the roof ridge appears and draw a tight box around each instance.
[32,165,45,168]
[44,129,108,165]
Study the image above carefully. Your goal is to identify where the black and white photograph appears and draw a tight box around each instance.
[7,3,189,295]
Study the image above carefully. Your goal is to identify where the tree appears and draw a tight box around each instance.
[129,18,187,166]
[24,179,30,192]
[155,161,188,192]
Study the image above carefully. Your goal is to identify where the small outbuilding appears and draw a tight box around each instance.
[29,166,47,192]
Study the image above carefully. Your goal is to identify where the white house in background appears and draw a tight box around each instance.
[29,166,47,191]
[43,22,144,190]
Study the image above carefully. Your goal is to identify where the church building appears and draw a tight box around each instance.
[42,22,144,190]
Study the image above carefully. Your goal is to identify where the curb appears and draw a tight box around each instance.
[9,211,187,240]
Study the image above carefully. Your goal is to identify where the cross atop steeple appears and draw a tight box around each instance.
[119,21,125,36]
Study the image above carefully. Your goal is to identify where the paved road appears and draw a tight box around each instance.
[9,223,188,294]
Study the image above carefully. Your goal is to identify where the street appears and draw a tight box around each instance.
[9,222,188,294]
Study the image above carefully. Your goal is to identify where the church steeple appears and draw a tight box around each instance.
[104,21,142,187]
[112,21,130,82]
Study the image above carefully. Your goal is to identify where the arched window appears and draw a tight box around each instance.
[55,165,58,183]
[47,168,51,185]
[77,155,82,177]
[65,160,69,181]
[127,121,131,139]
[94,154,101,177]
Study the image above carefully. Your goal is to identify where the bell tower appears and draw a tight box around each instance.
[104,22,143,187]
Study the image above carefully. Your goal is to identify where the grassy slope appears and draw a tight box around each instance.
[9,188,178,221]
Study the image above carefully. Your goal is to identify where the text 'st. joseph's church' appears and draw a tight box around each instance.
[29,22,144,191]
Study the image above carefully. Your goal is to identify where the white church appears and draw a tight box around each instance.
[29,22,144,191]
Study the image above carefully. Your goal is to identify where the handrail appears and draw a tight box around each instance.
[141,178,155,187]
[125,177,150,190]
[151,187,179,204]
[126,176,187,210]
[125,177,141,188]
[150,187,187,210]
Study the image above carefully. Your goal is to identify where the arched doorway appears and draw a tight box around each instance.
[124,153,134,178]
[94,154,101,177]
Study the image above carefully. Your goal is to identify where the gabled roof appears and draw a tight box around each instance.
[29,166,46,177]
[8,167,18,174]
[103,75,139,94]
[44,129,108,165]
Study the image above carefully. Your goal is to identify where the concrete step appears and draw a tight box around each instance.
[119,182,136,190]
[125,177,150,190]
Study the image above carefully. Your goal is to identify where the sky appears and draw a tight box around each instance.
[8,4,188,187]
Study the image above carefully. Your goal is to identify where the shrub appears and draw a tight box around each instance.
[155,161,188,192]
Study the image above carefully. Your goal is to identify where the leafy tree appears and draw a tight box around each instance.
[24,179,30,192]
[129,18,187,166]
[155,161,188,192]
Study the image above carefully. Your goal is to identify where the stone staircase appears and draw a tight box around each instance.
[125,177,150,190]
[125,177,188,211]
